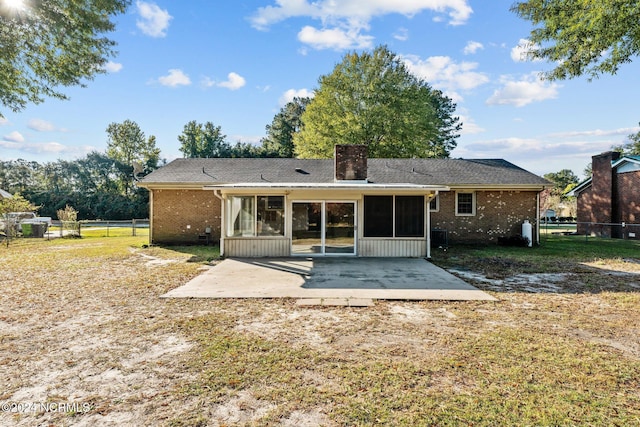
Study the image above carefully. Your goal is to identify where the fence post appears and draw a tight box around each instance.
[132,219,136,237]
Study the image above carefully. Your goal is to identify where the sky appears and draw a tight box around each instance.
[1,0,639,180]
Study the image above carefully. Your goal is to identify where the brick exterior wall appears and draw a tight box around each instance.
[149,188,541,246]
[615,170,640,239]
[576,186,599,235]
[151,189,221,244]
[575,152,640,239]
[431,190,539,244]
[334,144,367,180]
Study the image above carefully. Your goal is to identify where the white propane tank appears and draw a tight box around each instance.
[522,220,533,247]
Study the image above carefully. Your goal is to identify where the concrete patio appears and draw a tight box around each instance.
[161,257,497,301]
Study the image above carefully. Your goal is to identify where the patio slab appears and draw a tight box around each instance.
[161,257,497,301]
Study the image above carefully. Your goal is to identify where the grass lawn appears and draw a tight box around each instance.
[0,234,638,426]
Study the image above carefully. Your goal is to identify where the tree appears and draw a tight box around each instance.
[294,45,461,158]
[542,169,579,220]
[261,97,310,157]
[106,120,159,167]
[106,119,160,195]
[0,193,37,216]
[511,0,640,80]
[543,169,579,196]
[178,121,232,158]
[613,124,640,155]
[0,0,130,116]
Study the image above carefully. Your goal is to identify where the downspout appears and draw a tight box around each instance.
[149,190,154,245]
[213,189,225,257]
[426,190,438,259]
[536,190,541,245]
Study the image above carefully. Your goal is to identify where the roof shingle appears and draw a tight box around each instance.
[140,158,549,187]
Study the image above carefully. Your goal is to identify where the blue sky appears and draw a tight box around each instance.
[1,0,639,179]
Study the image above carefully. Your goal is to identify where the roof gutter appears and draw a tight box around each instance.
[203,182,449,192]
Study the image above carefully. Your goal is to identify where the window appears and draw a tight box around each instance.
[363,195,425,238]
[228,195,284,237]
[257,196,285,236]
[364,196,393,237]
[395,196,424,237]
[456,192,475,216]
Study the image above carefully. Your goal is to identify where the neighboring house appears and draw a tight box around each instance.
[570,151,640,239]
[0,189,12,200]
[139,145,549,257]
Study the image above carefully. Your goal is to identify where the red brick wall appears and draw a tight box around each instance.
[615,170,640,223]
[581,152,621,235]
[616,170,640,239]
[334,144,367,180]
[431,190,539,244]
[151,189,221,244]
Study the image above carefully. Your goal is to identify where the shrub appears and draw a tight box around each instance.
[497,234,530,247]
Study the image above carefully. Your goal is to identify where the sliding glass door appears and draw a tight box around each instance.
[291,201,355,255]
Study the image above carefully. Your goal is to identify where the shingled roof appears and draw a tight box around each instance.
[140,158,549,188]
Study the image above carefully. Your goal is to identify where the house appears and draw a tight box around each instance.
[139,145,549,257]
[570,151,640,239]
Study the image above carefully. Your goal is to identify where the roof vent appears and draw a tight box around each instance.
[295,168,309,175]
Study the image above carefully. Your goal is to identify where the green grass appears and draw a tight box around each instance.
[79,226,149,238]
[431,234,640,280]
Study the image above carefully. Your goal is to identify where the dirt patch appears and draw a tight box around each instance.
[1,239,639,426]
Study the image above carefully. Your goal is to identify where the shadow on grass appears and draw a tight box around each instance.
[155,244,221,263]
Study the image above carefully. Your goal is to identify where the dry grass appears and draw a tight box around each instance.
[0,235,639,426]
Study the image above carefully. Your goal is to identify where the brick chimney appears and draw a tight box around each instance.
[334,144,367,181]
[591,151,621,224]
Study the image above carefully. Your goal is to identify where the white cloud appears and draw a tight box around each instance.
[547,127,640,139]
[251,0,472,51]
[511,38,540,62]
[463,40,483,55]
[104,61,123,73]
[250,0,473,30]
[0,117,8,126]
[27,118,56,132]
[298,25,373,50]
[486,73,560,107]
[457,115,484,135]
[403,55,489,102]
[157,69,191,87]
[202,72,247,90]
[393,27,409,41]
[136,1,172,38]
[453,125,635,177]
[279,88,314,106]
[0,140,95,155]
[3,131,24,142]
[217,72,246,90]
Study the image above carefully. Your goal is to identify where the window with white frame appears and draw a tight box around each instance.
[227,195,285,237]
[455,192,475,216]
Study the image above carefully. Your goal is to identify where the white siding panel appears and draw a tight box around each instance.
[224,238,290,257]
[359,239,426,257]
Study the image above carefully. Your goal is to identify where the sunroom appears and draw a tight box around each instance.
[206,182,448,258]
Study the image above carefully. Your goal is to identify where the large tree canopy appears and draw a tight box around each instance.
[106,119,160,167]
[0,0,129,116]
[261,97,310,158]
[178,121,231,158]
[512,0,640,80]
[294,46,461,159]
